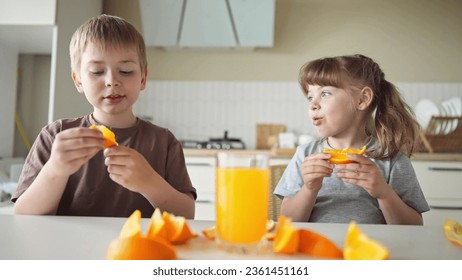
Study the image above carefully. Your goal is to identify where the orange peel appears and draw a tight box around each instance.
[322,145,366,164]
[298,229,343,259]
[90,124,118,148]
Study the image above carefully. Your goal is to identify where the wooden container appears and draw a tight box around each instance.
[256,124,286,150]
[418,116,462,153]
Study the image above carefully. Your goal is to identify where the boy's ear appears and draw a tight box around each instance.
[72,72,84,93]
[140,69,148,90]
[357,87,373,110]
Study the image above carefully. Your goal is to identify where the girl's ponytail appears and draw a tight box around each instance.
[373,80,420,159]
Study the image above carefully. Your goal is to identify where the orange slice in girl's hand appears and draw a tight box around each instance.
[322,145,366,164]
[90,124,118,148]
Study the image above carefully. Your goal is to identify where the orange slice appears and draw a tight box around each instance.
[119,209,142,239]
[298,229,343,259]
[202,225,216,240]
[90,124,118,148]
[107,235,176,260]
[343,221,389,260]
[162,212,197,245]
[107,209,176,260]
[146,208,168,240]
[443,219,462,246]
[273,216,299,254]
[322,145,366,164]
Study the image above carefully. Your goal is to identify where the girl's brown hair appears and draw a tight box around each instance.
[299,54,420,159]
[69,14,147,73]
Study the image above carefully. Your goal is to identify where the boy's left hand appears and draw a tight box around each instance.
[103,146,155,192]
[334,154,389,199]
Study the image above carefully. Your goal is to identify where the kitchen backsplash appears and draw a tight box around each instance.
[134,81,462,149]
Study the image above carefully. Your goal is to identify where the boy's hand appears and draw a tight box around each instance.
[335,154,389,199]
[301,152,334,192]
[49,127,104,177]
[103,146,154,192]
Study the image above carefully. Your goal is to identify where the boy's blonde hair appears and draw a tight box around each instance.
[299,54,420,159]
[69,14,147,73]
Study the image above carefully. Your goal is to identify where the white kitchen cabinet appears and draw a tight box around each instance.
[139,0,275,49]
[412,160,462,226]
[185,156,216,221]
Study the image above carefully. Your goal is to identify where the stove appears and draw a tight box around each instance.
[181,131,246,150]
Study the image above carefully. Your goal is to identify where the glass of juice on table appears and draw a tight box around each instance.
[216,152,270,254]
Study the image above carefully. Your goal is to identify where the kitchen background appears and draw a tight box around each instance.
[2,0,462,157]
[1,0,462,220]
[134,81,462,150]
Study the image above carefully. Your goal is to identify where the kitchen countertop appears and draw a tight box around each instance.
[1,214,461,260]
[184,148,462,161]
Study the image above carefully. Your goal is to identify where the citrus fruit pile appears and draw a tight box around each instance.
[106,209,197,260]
[90,124,118,148]
[107,211,389,260]
[270,217,388,259]
[322,145,367,164]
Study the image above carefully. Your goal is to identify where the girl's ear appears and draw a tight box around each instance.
[357,87,373,110]
[72,72,84,93]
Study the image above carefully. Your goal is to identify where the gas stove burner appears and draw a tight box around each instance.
[181,130,246,150]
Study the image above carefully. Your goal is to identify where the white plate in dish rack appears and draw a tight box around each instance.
[415,99,440,130]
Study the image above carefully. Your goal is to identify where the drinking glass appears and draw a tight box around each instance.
[215,152,270,254]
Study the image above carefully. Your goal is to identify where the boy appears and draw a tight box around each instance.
[12,14,196,218]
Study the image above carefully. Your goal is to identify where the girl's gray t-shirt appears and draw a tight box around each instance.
[273,138,430,224]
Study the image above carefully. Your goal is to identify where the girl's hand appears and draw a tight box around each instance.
[335,154,389,198]
[103,146,155,193]
[301,152,334,192]
[49,127,104,177]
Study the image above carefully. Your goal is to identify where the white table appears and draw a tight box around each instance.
[0,214,461,260]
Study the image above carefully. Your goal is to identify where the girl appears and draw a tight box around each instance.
[274,54,429,224]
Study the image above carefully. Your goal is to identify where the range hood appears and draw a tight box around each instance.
[139,0,275,50]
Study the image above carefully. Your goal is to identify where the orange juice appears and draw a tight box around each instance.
[216,167,270,244]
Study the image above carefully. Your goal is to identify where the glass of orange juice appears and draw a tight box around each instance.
[215,152,270,254]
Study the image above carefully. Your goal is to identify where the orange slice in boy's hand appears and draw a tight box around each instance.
[90,124,118,148]
[322,145,366,164]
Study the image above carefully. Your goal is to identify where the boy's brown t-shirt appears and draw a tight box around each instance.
[12,115,196,218]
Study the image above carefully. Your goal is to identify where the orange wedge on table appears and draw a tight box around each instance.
[273,216,299,254]
[443,219,462,246]
[343,221,389,260]
[162,211,198,245]
[322,145,366,164]
[90,124,118,148]
[106,210,177,260]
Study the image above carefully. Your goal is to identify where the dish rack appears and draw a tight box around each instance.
[418,116,462,153]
